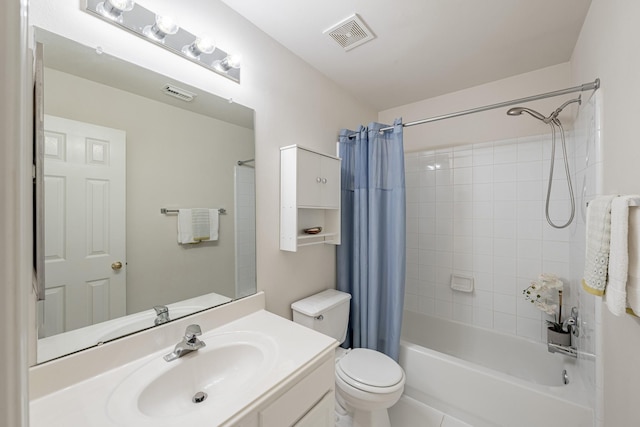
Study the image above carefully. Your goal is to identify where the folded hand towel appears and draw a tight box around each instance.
[177,208,220,244]
[177,209,195,244]
[605,196,638,315]
[191,208,211,241]
[582,195,616,295]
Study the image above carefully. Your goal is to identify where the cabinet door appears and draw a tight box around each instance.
[320,156,340,209]
[294,391,334,427]
[296,148,323,207]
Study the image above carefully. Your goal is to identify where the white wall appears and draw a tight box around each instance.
[379,63,573,150]
[571,1,640,425]
[29,0,377,320]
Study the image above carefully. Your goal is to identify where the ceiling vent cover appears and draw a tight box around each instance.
[161,84,197,102]
[324,14,375,51]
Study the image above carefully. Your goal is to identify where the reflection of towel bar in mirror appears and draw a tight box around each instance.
[161,208,227,215]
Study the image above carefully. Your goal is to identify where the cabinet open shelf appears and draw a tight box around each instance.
[280,145,341,252]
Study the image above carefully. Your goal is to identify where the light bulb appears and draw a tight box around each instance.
[96,0,134,22]
[182,37,215,59]
[214,54,242,72]
[143,14,179,43]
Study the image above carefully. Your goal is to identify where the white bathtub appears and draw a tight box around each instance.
[400,310,593,427]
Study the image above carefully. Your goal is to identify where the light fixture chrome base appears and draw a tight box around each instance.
[84,0,240,83]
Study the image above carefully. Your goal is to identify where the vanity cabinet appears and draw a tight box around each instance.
[280,145,341,251]
[232,355,335,427]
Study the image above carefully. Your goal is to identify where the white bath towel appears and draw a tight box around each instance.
[177,209,220,244]
[605,196,637,315]
[625,202,640,316]
[582,195,616,295]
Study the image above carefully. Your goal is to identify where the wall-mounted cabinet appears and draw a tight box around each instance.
[280,145,341,251]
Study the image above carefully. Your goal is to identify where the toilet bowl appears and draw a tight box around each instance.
[334,348,405,427]
[291,290,405,427]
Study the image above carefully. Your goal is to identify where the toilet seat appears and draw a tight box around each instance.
[336,348,405,394]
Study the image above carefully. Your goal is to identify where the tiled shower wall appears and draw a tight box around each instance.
[404,118,596,345]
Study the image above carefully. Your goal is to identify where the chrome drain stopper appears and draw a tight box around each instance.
[192,391,208,403]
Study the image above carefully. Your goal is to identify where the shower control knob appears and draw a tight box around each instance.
[322,178,327,184]
[316,177,322,183]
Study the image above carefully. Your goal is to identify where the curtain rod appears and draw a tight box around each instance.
[352,78,600,137]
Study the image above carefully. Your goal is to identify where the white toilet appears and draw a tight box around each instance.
[292,289,405,427]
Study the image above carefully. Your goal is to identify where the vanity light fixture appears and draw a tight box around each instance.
[84,0,241,82]
[96,0,134,22]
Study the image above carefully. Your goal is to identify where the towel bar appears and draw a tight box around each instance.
[161,208,226,215]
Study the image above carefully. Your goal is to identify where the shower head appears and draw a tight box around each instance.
[506,107,547,122]
[507,96,582,125]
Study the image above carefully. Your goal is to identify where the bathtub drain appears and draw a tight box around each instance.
[192,391,208,403]
[562,369,569,385]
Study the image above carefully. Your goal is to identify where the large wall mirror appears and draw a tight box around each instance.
[34,28,256,364]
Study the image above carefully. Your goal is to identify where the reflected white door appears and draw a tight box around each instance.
[42,115,126,336]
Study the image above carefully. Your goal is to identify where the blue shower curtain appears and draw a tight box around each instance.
[337,119,406,361]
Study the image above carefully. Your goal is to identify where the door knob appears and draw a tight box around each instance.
[111,261,123,270]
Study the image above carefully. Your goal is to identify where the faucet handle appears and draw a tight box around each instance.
[185,324,202,341]
[153,305,168,315]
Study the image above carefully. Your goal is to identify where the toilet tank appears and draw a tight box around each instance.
[291,289,351,344]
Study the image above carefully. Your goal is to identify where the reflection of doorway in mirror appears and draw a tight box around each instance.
[234,165,256,298]
[40,115,126,338]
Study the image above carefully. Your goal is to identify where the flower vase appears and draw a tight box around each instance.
[547,327,571,346]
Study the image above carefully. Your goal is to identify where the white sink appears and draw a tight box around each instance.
[107,330,278,425]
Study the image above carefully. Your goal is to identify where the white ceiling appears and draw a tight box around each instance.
[220,0,592,111]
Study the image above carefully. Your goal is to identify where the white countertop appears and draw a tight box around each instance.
[30,296,337,427]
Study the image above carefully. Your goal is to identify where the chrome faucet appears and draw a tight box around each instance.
[163,324,206,362]
[562,306,579,335]
[153,305,170,326]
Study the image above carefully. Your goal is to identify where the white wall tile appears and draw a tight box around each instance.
[493,312,517,335]
[494,238,516,257]
[472,146,493,166]
[473,306,494,329]
[494,293,516,315]
[517,161,543,181]
[517,181,543,201]
[493,142,517,164]
[494,201,516,220]
[473,165,493,183]
[517,316,543,341]
[454,167,472,185]
[493,274,516,295]
[405,131,591,349]
[493,163,516,182]
[517,220,542,240]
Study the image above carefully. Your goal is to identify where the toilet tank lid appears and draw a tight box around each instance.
[291,289,351,317]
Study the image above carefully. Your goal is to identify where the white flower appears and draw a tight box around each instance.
[538,273,563,290]
[522,273,563,317]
